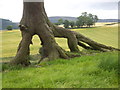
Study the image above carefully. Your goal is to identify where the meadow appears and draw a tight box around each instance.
[1,23,119,88]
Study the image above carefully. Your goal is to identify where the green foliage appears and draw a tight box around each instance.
[54,23,59,25]
[86,16,94,27]
[6,25,13,30]
[61,12,98,28]
[76,12,98,27]
[57,19,64,25]
[64,20,70,28]
[76,17,84,27]
[93,15,99,23]
[69,21,75,28]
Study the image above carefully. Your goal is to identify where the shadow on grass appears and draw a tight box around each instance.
[0,54,41,63]
[1,54,41,72]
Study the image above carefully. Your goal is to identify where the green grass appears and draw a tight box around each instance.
[2,51,118,88]
[1,26,118,58]
[72,26,118,48]
[1,25,119,88]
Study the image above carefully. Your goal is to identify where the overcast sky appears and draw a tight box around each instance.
[0,0,119,22]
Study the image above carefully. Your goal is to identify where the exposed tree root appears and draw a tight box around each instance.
[10,31,32,66]
[52,25,120,52]
[44,13,120,52]
[11,2,119,66]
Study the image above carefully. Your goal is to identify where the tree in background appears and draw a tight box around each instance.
[76,17,84,28]
[69,21,75,28]
[86,17,94,27]
[93,15,99,25]
[86,14,94,27]
[64,20,70,28]
[11,2,119,66]
[58,19,63,25]
[54,23,59,26]
[6,25,13,30]
[76,12,99,27]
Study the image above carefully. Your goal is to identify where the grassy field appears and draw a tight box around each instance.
[1,26,118,58]
[1,25,119,88]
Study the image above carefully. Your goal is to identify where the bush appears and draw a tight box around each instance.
[6,25,13,30]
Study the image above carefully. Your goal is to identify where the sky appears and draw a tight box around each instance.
[0,0,119,22]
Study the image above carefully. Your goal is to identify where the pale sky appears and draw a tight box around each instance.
[0,0,119,22]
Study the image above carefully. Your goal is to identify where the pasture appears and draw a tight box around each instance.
[1,24,119,88]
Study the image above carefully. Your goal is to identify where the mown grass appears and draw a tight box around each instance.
[72,26,118,48]
[1,26,118,58]
[2,51,118,88]
[1,25,119,88]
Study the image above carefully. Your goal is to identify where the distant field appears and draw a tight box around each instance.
[1,25,118,58]
[1,24,119,88]
[95,22,118,27]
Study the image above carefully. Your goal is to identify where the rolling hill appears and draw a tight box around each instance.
[0,18,19,30]
[48,16,118,23]
[0,17,118,30]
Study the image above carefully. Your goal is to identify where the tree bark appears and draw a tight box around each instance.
[11,2,69,66]
[10,31,32,66]
[11,1,120,66]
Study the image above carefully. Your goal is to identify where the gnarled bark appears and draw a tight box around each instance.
[41,9,120,52]
[11,2,69,66]
[11,1,119,66]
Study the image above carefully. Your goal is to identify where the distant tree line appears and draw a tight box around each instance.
[0,18,19,30]
[54,12,98,28]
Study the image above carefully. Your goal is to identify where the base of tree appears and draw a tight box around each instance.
[11,2,120,66]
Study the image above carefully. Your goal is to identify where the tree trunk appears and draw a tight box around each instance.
[11,2,69,66]
[11,1,120,66]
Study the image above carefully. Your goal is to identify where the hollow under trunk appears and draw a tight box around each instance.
[10,2,70,66]
[10,1,120,66]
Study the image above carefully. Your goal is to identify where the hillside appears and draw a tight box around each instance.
[48,16,118,23]
[49,16,77,23]
[0,17,118,30]
[0,18,19,30]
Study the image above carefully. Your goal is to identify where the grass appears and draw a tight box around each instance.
[2,51,118,88]
[1,25,119,88]
[1,26,118,58]
[72,26,118,48]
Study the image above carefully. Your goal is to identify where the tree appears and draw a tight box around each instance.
[54,23,59,26]
[6,25,13,30]
[93,15,99,25]
[77,12,98,27]
[86,18,93,27]
[58,19,63,25]
[86,14,94,27]
[76,16,84,27]
[69,21,75,28]
[64,20,70,28]
[10,1,120,66]
[82,12,87,17]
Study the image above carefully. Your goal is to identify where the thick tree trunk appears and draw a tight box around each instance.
[10,31,32,66]
[11,2,69,66]
[11,1,119,66]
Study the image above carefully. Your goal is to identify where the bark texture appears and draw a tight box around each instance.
[11,2,69,66]
[11,2,120,66]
